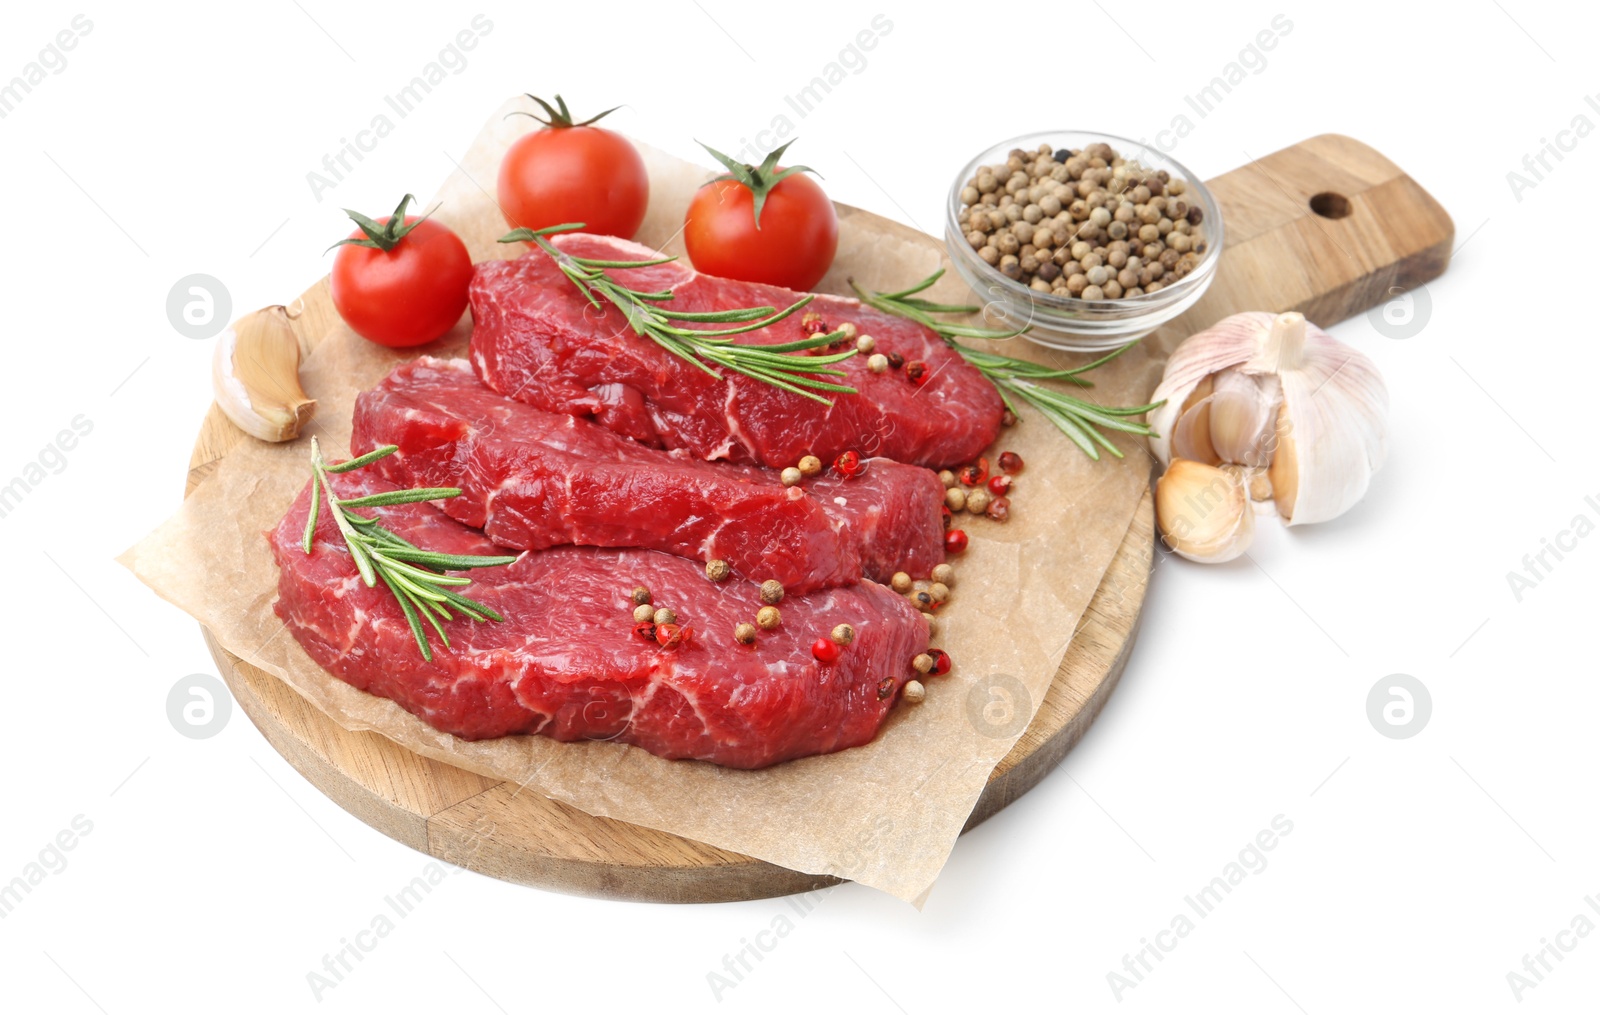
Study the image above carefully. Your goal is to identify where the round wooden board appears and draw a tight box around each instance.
[185,132,1458,902]
[189,278,1152,905]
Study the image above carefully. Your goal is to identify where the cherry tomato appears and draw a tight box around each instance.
[497,94,648,239]
[684,141,838,291]
[330,196,472,349]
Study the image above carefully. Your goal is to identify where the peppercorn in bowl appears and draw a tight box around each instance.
[945,131,1224,352]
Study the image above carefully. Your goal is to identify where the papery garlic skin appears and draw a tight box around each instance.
[1155,459,1255,563]
[1150,311,1388,528]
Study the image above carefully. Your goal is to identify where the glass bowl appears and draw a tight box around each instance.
[944,130,1224,353]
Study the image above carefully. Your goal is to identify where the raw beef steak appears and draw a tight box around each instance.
[468,232,1005,469]
[269,470,928,769]
[352,358,946,592]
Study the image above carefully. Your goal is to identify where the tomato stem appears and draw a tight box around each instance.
[696,139,821,229]
[327,194,436,254]
[507,93,620,129]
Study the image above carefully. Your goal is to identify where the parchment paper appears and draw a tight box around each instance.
[121,98,1159,904]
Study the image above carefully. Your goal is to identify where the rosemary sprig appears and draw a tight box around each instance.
[304,438,517,660]
[500,223,857,405]
[849,270,1165,460]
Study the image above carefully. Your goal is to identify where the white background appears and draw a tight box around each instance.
[1,1,1594,1011]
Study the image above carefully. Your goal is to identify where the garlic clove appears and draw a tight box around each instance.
[212,305,316,442]
[1171,394,1220,465]
[1221,463,1274,503]
[1155,459,1255,563]
[1207,369,1281,468]
[1148,312,1274,466]
[1267,403,1300,521]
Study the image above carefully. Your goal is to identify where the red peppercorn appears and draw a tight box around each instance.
[927,648,952,676]
[940,504,953,528]
[945,529,969,553]
[812,636,841,664]
[958,457,989,486]
[876,676,896,700]
[833,450,862,477]
[801,312,828,335]
[988,474,1012,495]
[998,451,1024,474]
[886,352,905,371]
[986,496,1010,522]
[633,621,657,641]
[905,360,930,386]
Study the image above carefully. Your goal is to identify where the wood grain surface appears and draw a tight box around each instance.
[189,134,1450,902]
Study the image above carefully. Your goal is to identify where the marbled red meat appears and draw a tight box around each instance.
[268,470,928,768]
[352,357,946,592]
[468,233,1005,469]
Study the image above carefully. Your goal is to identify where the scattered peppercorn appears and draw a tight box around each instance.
[946,529,969,553]
[911,653,934,674]
[912,590,934,609]
[797,455,822,476]
[945,487,967,512]
[780,466,803,487]
[937,469,957,488]
[965,488,992,515]
[941,505,953,528]
[986,496,1011,522]
[836,322,858,341]
[633,603,655,623]
[759,579,784,605]
[855,334,875,354]
[929,582,950,604]
[922,611,938,635]
[886,352,904,371]
[655,623,686,648]
[927,648,952,676]
[833,450,862,477]
[634,621,656,641]
[877,676,896,700]
[902,679,926,704]
[957,141,1207,299]
[653,607,677,626]
[756,605,782,630]
[800,312,828,335]
[867,353,888,374]
[1001,410,1018,427]
[705,559,731,582]
[734,622,758,645]
[905,360,930,386]
[889,571,912,593]
[959,457,989,486]
[931,563,954,586]
[998,451,1024,474]
[831,623,855,645]
[812,636,841,664]
[988,474,1013,495]
[630,586,652,606]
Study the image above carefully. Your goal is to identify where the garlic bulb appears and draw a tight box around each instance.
[1150,311,1388,557]
[1155,459,1254,563]
[211,305,316,442]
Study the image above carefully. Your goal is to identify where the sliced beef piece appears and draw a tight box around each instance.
[351,357,945,593]
[468,232,1005,470]
[269,470,927,769]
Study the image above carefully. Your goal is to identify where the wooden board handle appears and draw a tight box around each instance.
[1152,133,1454,352]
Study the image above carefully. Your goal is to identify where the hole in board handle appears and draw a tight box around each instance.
[1309,192,1351,219]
